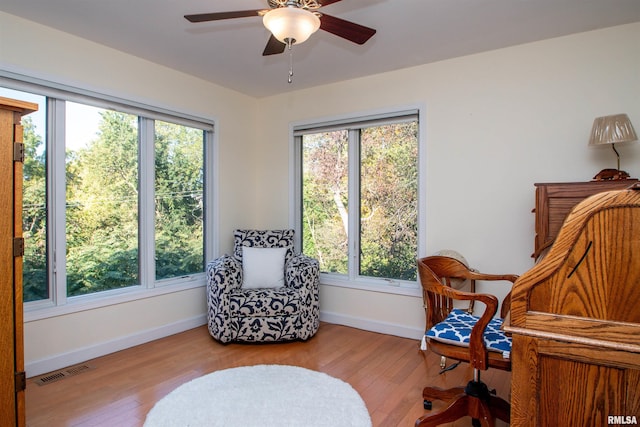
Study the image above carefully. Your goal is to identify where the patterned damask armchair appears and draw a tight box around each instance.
[206,229,320,343]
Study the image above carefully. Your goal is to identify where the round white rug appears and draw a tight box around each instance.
[143,364,372,427]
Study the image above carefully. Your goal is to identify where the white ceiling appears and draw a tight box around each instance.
[1,0,639,98]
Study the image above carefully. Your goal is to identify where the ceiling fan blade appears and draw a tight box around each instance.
[263,34,287,56]
[318,0,343,6]
[319,14,376,45]
[184,10,264,23]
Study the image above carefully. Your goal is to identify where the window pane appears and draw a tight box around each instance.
[0,88,49,302]
[360,122,418,281]
[65,103,139,296]
[154,121,204,280]
[302,131,349,274]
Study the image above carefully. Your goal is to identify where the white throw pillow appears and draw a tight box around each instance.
[241,246,288,289]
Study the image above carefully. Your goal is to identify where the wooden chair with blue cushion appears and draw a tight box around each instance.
[416,255,518,427]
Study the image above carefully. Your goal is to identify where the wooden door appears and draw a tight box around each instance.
[0,97,38,427]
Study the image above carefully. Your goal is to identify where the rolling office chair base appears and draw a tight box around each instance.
[418,380,510,427]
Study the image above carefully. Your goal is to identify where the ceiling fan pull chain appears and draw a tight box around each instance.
[288,39,294,84]
[288,40,294,83]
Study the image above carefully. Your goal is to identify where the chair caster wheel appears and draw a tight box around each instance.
[423,400,432,410]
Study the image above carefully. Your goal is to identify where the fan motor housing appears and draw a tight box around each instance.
[268,0,321,10]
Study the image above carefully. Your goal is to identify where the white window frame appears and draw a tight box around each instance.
[1,72,218,321]
[290,106,426,297]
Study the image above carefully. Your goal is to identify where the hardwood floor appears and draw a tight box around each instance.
[26,323,511,427]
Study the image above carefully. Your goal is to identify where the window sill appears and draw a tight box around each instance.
[319,273,421,298]
[24,275,206,322]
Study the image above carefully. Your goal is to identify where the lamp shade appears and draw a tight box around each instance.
[589,114,638,146]
[263,7,320,45]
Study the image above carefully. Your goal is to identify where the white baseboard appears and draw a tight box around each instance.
[26,311,421,378]
[25,314,207,378]
[320,310,424,341]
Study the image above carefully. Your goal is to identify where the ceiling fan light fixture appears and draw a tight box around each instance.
[263,6,320,45]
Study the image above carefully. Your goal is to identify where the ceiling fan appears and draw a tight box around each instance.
[184,0,376,56]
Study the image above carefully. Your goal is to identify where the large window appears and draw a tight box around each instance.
[154,120,204,280]
[9,89,48,302]
[65,103,140,296]
[0,81,213,308]
[296,111,419,287]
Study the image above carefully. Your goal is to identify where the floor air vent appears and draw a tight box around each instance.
[33,363,94,386]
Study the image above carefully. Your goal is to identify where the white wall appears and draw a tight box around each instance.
[255,22,640,338]
[2,9,638,375]
[0,11,259,376]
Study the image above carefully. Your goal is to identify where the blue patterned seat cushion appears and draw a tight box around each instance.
[426,308,511,357]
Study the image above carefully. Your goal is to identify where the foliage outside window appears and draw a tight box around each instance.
[65,104,140,296]
[298,112,419,284]
[1,85,211,304]
[154,120,204,281]
[20,94,48,301]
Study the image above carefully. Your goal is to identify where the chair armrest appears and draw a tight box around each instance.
[468,272,518,318]
[206,255,242,343]
[467,271,519,283]
[433,285,499,371]
[285,254,320,292]
[206,255,242,293]
[285,254,320,338]
[434,284,499,312]
[500,291,512,319]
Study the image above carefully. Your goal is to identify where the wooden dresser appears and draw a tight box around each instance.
[507,184,640,426]
[533,179,638,259]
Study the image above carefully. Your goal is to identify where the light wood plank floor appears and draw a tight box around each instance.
[26,323,510,427]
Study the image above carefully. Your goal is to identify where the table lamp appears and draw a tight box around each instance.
[589,113,637,180]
